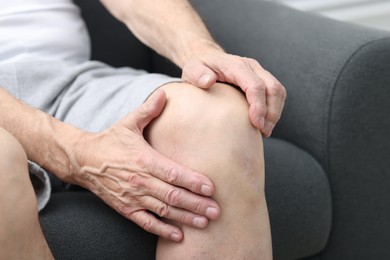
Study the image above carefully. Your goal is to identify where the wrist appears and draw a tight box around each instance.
[31,114,86,184]
[0,87,86,184]
[175,37,225,68]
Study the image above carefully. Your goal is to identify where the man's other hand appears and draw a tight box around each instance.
[182,52,287,137]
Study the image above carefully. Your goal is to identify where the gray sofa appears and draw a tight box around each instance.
[39,0,390,259]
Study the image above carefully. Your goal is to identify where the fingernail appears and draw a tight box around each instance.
[193,216,207,228]
[206,207,219,219]
[171,232,182,242]
[200,184,212,196]
[199,74,211,87]
[259,117,265,129]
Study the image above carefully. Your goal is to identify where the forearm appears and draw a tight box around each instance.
[0,87,82,182]
[100,0,224,67]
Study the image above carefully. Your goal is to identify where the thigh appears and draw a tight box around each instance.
[0,59,179,133]
[54,63,180,132]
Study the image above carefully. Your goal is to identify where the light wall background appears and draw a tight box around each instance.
[271,0,390,31]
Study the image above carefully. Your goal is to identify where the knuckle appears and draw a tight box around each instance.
[268,82,287,99]
[117,204,136,219]
[142,219,154,232]
[166,167,179,183]
[267,110,281,122]
[127,174,145,188]
[231,58,249,71]
[245,57,260,66]
[117,203,127,215]
[133,151,148,167]
[193,200,203,213]
[253,79,267,91]
[189,178,200,192]
[245,57,265,71]
[139,104,153,119]
[165,189,181,206]
[114,203,139,220]
[278,84,287,100]
[246,79,266,93]
[156,202,170,218]
[179,213,189,224]
[247,84,266,100]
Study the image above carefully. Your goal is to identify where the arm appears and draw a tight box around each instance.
[0,87,219,241]
[100,0,220,68]
[100,0,286,137]
[0,88,79,181]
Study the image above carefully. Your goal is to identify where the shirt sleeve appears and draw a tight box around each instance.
[28,161,51,211]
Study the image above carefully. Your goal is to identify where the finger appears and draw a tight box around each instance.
[195,56,268,129]
[145,149,217,198]
[246,83,267,130]
[130,210,183,242]
[234,72,268,130]
[141,195,209,229]
[181,59,217,89]
[119,89,167,131]
[263,81,286,137]
[249,68,286,137]
[139,175,220,220]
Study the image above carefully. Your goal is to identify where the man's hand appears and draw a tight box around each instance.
[70,90,220,242]
[182,51,287,137]
[100,0,285,136]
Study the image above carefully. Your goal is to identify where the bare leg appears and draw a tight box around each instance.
[146,83,272,259]
[0,127,54,260]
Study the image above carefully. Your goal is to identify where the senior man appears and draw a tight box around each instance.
[0,0,286,259]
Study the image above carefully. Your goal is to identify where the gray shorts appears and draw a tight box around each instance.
[0,59,179,210]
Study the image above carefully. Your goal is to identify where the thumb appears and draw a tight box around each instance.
[119,89,167,131]
[182,60,217,89]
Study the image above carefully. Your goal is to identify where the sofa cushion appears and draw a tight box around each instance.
[264,138,332,260]
[40,192,157,260]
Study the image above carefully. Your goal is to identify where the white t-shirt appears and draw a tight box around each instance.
[0,0,90,64]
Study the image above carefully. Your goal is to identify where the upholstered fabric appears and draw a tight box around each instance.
[188,1,390,259]
[40,192,157,260]
[263,138,331,259]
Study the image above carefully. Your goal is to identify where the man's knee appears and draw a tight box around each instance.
[145,82,265,191]
[146,81,258,141]
[157,82,251,128]
[153,83,269,260]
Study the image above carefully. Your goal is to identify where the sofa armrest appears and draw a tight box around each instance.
[190,0,390,259]
[190,0,390,163]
